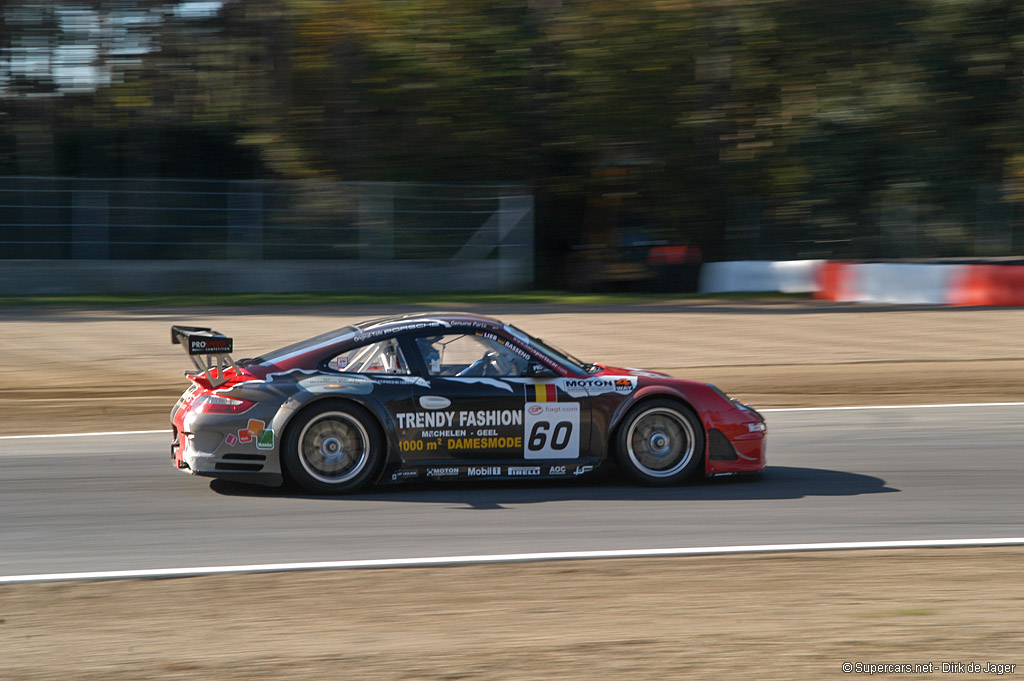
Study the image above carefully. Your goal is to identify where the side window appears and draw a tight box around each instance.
[414,333,529,377]
[327,339,409,374]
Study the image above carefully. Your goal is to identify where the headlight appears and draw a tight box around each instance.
[708,383,762,420]
[708,383,743,407]
[706,383,733,402]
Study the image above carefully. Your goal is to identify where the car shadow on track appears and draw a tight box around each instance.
[210,465,898,507]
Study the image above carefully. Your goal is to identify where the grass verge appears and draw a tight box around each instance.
[0,290,811,308]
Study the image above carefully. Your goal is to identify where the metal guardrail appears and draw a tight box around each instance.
[0,176,533,262]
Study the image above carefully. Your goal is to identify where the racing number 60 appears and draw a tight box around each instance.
[523,403,581,459]
[528,420,573,451]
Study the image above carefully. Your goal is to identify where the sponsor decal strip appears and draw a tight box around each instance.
[3,538,1023,585]
[396,464,587,478]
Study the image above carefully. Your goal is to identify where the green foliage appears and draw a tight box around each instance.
[4,0,1024,259]
[0,290,811,308]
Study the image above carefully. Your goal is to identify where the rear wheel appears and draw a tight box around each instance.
[283,402,383,494]
[615,400,705,486]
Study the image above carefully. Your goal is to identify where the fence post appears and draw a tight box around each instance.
[358,182,394,259]
[880,194,919,258]
[71,189,109,259]
[726,197,762,260]
[228,181,263,259]
[976,184,1012,256]
[498,194,534,289]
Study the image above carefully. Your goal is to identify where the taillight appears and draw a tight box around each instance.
[193,394,257,414]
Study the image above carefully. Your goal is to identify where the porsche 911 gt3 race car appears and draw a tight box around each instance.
[170,313,765,493]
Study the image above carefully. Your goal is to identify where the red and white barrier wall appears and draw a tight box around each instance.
[700,260,1024,305]
[948,264,1024,306]
[815,263,957,305]
[816,262,1024,306]
[699,260,824,294]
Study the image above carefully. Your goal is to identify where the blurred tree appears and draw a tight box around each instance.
[913,0,1024,254]
[4,0,1024,267]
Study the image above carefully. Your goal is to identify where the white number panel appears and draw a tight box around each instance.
[524,402,580,460]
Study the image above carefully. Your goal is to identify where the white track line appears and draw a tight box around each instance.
[3,538,1023,584]
[761,402,1024,413]
[0,429,169,440]
[2,401,1024,441]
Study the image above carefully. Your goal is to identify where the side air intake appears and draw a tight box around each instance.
[708,428,738,461]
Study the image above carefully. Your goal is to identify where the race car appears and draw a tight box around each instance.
[170,312,765,493]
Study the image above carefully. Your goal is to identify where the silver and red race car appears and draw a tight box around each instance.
[170,312,765,493]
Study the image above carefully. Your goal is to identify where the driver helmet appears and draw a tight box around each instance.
[417,336,443,374]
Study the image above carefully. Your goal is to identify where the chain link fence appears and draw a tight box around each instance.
[0,176,533,263]
[0,176,534,293]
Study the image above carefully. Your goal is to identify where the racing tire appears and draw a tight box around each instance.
[614,399,705,486]
[282,401,384,494]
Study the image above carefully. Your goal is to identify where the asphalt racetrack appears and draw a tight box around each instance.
[3,404,1022,579]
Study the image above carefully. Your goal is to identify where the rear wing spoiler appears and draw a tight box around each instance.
[171,325,238,389]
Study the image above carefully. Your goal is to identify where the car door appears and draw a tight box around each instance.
[394,328,590,478]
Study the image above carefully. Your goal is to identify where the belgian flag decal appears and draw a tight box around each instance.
[533,384,557,402]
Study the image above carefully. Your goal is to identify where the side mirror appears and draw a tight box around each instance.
[525,362,557,378]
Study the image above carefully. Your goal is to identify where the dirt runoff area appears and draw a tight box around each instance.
[2,300,1023,680]
[1,300,1023,435]
[3,550,1023,680]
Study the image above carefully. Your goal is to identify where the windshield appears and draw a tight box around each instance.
[506,325,594,375]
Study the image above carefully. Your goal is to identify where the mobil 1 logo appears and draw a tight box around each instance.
[524,402,580,460]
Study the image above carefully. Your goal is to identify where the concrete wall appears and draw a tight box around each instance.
[699,260,824,294]
[0,260,526,295]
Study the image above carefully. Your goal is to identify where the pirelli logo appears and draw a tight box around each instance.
[533,384,557,402]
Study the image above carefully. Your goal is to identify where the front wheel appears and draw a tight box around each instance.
[282,402,384,494]
[615,400,705,486]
